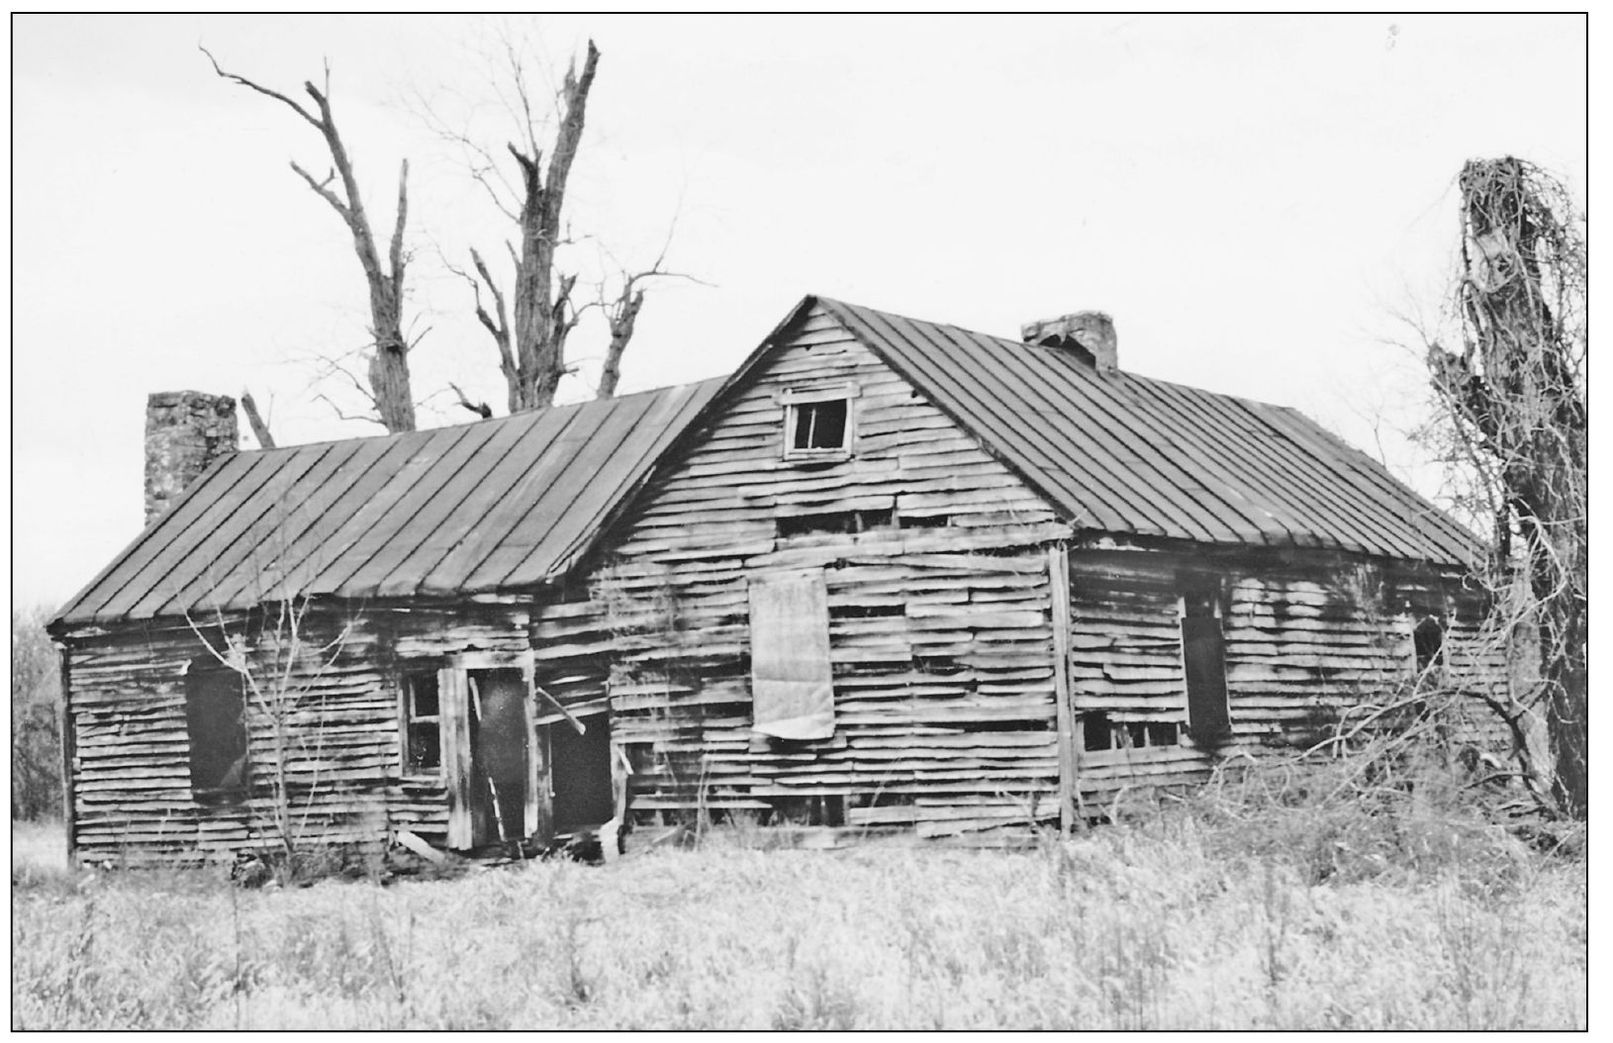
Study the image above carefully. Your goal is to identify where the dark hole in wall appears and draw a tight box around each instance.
[185,663,249,807]
[1083,710,1114,752]
[777,508,894,538]
[899,514,950,529]
[1414,617,1446,673]
[550,714,615,834]
[959,719,1053,732]
[829,602,906,619]
[768,794,845,827]
[913,655,964,675]
[1181,585,1232,745]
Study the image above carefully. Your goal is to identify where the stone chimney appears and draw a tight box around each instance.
[1020,311,1118,373]
[145,391,239,525]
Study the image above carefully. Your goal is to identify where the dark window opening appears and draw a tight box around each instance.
[790,399,849,452]
[1083,713,1181,752]
[777,508,894,538]
[1123,721,1183,748]
[186,662,248,806]
[1182,585,1233,745]
[1083,710,1113,752]
[403,669,442,773]
[1414,617,1446,675]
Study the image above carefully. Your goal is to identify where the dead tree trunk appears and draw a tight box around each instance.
[1426,157,1586,818]
[204,48,417,433]
[473,41,600,414]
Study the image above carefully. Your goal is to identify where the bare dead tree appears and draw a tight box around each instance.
[1422,157,1586,818]
[418,36,693,418]
[202,47,418,434]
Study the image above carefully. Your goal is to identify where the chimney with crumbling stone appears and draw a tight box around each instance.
[1020,311,1118,373]
[144,391,239,525]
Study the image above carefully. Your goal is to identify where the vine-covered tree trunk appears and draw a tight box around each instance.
[1427,157,1586,818]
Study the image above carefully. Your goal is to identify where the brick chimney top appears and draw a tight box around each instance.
[1020,311,1118,373]
[145,391,238,525]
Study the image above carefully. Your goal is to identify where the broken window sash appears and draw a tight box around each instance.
[779,384,858,461]
[185,661,249,806]
[749,568,835,740]
[401,668,442,773]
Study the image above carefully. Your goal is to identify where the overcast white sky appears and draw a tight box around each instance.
[9,13,1588,609]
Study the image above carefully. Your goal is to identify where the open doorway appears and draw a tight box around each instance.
[548,713,614,835]
[467,668,529,845]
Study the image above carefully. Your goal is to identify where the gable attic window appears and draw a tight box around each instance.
[1180,584,1233,745]
[185,660,249,807]
[780,385,857,462]
[401,668,442,773]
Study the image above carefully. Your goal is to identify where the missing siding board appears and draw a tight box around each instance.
[185,662,248,807]
[829,602,905,620]
[898,513,950,529]
[776,508,894,538]
[769,794,846,827]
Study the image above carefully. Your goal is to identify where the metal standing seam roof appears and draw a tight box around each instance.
[53,378,725,626]
[808,297,1480,567]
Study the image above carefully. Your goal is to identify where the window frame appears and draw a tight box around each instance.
[400,666,444,776]
[779,384,858,462]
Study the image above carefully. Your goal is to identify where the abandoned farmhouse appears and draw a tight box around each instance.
[48,296,1506,863]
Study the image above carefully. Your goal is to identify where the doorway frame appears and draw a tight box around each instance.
[439,650,550,850]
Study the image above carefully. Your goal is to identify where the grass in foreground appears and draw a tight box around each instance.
[10,798,1585,1031]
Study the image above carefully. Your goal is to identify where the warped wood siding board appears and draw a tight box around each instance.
[1062,544,1507,762]
[584,306,1071,833]
[58,610,445,863]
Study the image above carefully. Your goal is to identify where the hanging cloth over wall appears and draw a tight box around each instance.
[748,569,835,740]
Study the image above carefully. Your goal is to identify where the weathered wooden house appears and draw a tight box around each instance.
[49,296,1504,862]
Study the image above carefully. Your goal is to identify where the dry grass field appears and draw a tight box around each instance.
[11,791,1586,1031]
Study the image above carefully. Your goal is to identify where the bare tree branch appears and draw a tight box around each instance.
[448,382,493,420]
[203,46,418,433]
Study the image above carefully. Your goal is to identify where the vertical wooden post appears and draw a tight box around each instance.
[438,667,473,850]
[58,645,77,866]
[521,660,553,843]
[1048,544,1076,834]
